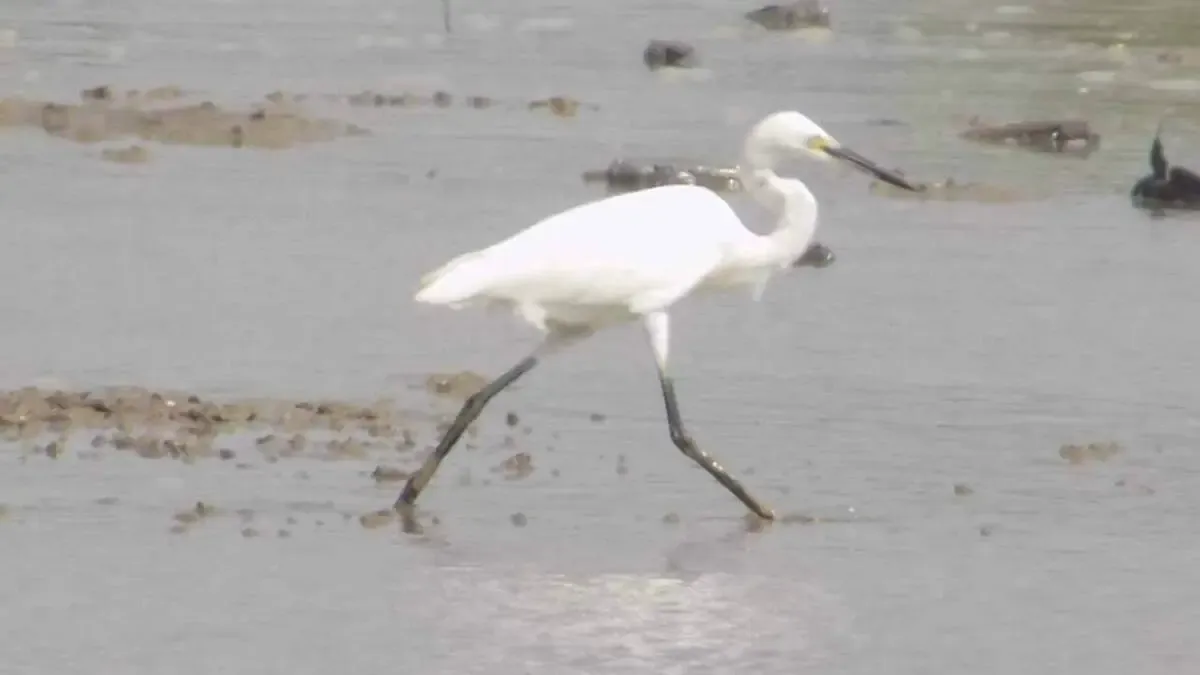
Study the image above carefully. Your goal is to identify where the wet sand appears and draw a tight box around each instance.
[3,0,1200,673]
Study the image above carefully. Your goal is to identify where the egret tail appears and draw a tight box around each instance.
[414,251,494,305]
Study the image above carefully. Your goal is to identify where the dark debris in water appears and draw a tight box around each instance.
[745,1,832,31]
[337,88,597,118]
[170,500,218,532]
[643,39,698,71]
[371,464,410,483]
[959,117,1101,157]
[868,174,1024,203]
[582,158,743,194]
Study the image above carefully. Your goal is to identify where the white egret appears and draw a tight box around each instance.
[397,111,920,522]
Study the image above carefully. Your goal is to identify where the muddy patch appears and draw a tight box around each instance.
[323,89,598,118]
[959,118,1101,157]
[1059,441,1123,465]
[0,85,370,154]
[0,380,506,466]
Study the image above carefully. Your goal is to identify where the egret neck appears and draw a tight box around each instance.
[737,165,819,270]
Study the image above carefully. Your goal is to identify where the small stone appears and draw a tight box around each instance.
[359,509,395,529]
[173,511,200,524]
[100,145,150,164]
[371,465,409,483]
[643,39,697,71]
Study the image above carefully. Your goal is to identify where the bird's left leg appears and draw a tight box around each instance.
[643,311,776,520]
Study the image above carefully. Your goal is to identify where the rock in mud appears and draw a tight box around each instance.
[1059,441,1122,465]
[643,40,697,71]
[173,500,217,525]
[425,371,489,400]
[527,96,582,118]
[745,1,831,31]
[359,509,395,529]
[371,464,409,483]
[792,242,835,269]
[959,118,1101,156]
[582,159,743,194]
[497,451,534,480]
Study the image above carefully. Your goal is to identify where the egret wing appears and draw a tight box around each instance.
[460,185,754,309]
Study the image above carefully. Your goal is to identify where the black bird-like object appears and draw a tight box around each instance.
[1131,125,1200,211]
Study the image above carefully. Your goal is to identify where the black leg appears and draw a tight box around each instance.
[396,355,538,511]
[659,373,776,520]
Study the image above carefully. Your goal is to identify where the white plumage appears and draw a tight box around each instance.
[394,110,920,526]
[415,182,796,328]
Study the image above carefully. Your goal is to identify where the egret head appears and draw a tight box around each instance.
[745,111,923,191]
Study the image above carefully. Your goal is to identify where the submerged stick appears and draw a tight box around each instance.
[442,0,452,34]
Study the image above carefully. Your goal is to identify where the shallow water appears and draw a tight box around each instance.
[3,0,1200,673]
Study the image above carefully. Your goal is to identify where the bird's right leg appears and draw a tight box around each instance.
[395,356,537,513]
[395,328,589,526]
[642,312,776,521]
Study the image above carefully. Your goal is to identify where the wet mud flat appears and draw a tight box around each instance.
[0,83,596,165]
[0,86,370,159]
[0,382,1144,540]
[0,377,582,536]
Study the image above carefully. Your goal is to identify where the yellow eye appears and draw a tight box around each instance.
[805,135,829,151]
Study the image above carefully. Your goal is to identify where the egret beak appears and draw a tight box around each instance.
[810,137,923,191]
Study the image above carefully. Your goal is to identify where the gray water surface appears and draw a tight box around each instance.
[3,0,1200,673]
